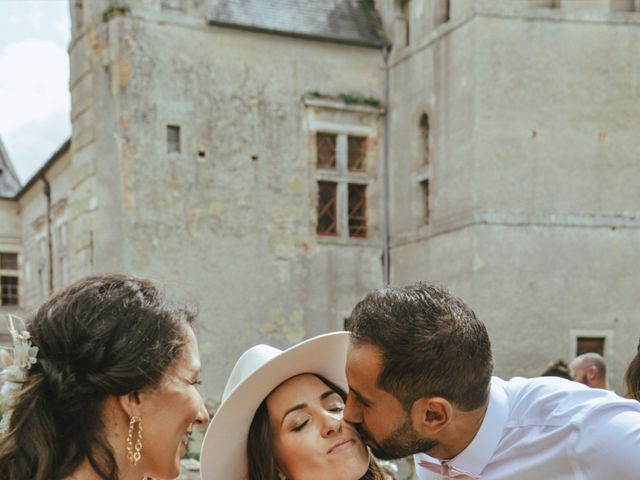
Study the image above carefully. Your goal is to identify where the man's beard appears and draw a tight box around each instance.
[355,415,439,460]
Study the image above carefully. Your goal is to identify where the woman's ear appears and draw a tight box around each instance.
[410,397,453,435]
[118,391,142,418]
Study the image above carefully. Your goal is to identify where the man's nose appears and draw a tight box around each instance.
[343,393,363,424]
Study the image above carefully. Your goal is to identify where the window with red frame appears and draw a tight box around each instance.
[348,184,367,237]
[317,181,338,236]
[315,132,370,239]
[348,136,367,172]
[317,133,337,169]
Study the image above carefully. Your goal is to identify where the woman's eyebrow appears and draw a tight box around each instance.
[320,390,340,400]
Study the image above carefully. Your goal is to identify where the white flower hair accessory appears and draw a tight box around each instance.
[0,315,38,435]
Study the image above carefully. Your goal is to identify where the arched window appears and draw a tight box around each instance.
[418,113,431,224]
[435,0,451,26]
[419,113,430,166]
[398,0,411,46]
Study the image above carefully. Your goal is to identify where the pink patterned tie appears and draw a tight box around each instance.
[418,460,480,479]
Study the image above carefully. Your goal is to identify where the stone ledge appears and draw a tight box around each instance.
[392,209,640,247]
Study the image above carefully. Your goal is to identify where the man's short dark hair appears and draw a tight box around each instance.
[541,359,572,380]
[346,281,493,412]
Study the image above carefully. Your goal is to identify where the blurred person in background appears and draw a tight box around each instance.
[540,359,571,380]
[569,352,609,389]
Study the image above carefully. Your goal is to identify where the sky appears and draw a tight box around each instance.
[0,0,71,184]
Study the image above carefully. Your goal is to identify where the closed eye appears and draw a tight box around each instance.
[292,420,309,432]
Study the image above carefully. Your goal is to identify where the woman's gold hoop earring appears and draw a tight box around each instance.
[127,415,143,465]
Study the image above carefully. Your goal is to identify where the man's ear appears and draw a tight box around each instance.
[410,397,453,435]
[118,391,142,418]
[587,365,599,384]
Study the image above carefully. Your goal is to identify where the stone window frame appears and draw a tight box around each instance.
[0,251,20,307]
[33,229,50,298]
[434,0,451,26]
[397,0,412,47]
[314,130,372,239]
[53,213,69,287]
[304,96,382,244]
[417,112,432,225]
[569,328,614,363]
[313,126,373,240]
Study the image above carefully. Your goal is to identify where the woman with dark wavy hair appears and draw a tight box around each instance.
[200,332,391,480]
[625,338,640,401]
[0,273,209,480]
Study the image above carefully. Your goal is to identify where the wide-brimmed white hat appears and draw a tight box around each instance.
[199,331,349,480]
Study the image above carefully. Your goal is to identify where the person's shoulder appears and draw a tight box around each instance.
[499,375,584,396]
[495,375,586,403]
[494,376,640,428]
[491,377,640,475]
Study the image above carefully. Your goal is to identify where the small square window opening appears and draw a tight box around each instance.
[0,253,18,270]
[576,337,605,357]
[167,125,180,153]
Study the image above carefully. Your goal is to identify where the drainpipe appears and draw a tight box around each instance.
[381,43,391,287]
[42,176,54,293]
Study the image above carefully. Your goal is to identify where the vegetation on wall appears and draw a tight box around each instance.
[308,90,382,108]
[103,3,131,22]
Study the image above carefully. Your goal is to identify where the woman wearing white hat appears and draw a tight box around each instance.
[200,332,388,480]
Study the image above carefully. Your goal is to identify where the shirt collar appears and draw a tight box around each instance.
[416,377,509,477]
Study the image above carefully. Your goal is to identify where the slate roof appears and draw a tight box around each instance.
[0,136,21,198]
[208,0,385,47]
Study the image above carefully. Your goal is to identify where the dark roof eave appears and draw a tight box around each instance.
[15,138,71,200]
[207,20,385,49]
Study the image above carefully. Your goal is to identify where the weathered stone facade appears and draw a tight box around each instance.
[378,0,640,391]
[1,0,639,396]
[23,0,384,399]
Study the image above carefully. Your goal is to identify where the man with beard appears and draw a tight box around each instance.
[569,352,609,389]
[343,282,640,479]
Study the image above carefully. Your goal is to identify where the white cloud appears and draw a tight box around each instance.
[7,1,43,33]
[53,17,70,42]
[0,39,70,182]
[0,0,71,184]
[7,113,70,183]
[0,39,69,132]
[30,1,44,34]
